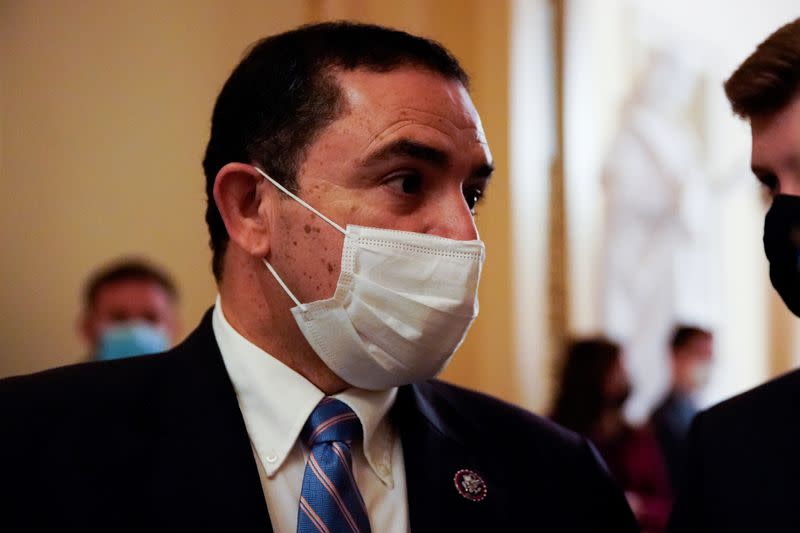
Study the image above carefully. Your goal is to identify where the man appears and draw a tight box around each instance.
[668,17,800,533]
[650,326,713,493]
[79,258,180,360]
[0,23,636,532]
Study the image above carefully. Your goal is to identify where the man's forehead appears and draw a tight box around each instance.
[95,279,170,305]
[750,109,800,180]
[320,68,493,174]
[333,67,485,136]
[751,96,800,144]
[685,335,713,354]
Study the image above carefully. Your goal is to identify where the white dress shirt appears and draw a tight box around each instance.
[212,298,410,533]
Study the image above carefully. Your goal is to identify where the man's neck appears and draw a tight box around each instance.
[217,272,349,395]
[672,377,698,397]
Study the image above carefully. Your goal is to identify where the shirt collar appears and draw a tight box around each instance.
[212,296,397,487]
[336,385,397,487]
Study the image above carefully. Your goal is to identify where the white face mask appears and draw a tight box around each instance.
[254,167,485,390]
[691,362,712,389]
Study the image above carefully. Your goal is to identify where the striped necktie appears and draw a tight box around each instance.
[297,398,372,533]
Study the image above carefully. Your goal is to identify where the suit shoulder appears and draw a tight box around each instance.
[417,379,584,450]
[1,350,173,391]
[0,309,214,405]
[697,368,800,436]
[0,351,179,425]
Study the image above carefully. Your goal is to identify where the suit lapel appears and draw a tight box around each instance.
[151,312,511,531]
[393,384,510,532]
[150,309,273,532]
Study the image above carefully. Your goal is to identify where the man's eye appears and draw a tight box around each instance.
[464,187,484,212]
[386,173,423,195]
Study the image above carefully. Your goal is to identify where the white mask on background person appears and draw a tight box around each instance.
[254,167,485,390]
[691,361,712,389]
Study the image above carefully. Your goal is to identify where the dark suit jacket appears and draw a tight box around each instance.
[1,309,637,532]
[651,391,697,492]
[668,369,800,532]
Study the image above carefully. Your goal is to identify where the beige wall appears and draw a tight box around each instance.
[0,0,307,373]
[0,1,522,407]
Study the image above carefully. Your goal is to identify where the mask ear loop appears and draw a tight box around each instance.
[253,166,346,235]
[261,258,306,310]
[253,166,346,311]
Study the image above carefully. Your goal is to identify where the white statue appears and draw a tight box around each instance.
[601,49,714,421]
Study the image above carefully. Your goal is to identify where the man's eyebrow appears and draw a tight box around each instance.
[362,138,495,179]
[362,139,450,168]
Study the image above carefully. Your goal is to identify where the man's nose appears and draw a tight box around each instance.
[425,191,479,241]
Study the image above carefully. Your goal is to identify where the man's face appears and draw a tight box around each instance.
[264,67,493,304]
[674,336,714,391]
[82,279,178,351]
[751,94,800,196]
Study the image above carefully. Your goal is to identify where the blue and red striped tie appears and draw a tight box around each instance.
[297,398,372,533]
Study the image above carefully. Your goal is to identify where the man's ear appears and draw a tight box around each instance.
[165,311,181,344]
[78,310,96,347]
[213,163,273,258]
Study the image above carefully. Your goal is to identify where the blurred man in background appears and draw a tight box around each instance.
[650,325,712,493]
[668,17,800,532]
[79,258,179,360]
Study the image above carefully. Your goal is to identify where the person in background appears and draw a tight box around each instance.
[79,258,180,360]
[650,325,712,494]
[552,338,672,533]
[668,17,800,533]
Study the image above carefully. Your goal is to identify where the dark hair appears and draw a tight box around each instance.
[83,258,178,309]
[670,325,712,353]
[551,338,621,436]
[724,18,800,118]
[202,21,470,280]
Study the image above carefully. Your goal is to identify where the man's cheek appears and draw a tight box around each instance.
[293,229,343,298]
[319,241,343,296]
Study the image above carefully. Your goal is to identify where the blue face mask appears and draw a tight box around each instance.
[95,322,170,361]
